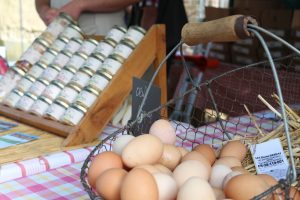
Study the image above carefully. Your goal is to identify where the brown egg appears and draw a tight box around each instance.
[220,141,247,161]
[177,146,189,158]
[122,134,163,168]
[120,168,158,200]
[257,174,282,200]
[136,164,160,174]
[273,186,300,200]
[214,156,242,168]
[149,119,176,144]
[224,174,270,200]
[193,144,216,165]
[158,144,181,171]
[231,166,250,174]
[181,151,211,172]
[95,168,127,200]
[88,151,123,188]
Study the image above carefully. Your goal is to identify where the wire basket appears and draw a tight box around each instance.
[81,16,300,200]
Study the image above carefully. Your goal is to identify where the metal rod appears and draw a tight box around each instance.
[248,28,297,182]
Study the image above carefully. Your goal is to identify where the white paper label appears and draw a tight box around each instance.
[250,138,289,180]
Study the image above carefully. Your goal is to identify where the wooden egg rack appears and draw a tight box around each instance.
[0,25,167,147]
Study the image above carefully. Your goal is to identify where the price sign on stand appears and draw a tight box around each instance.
[250,138,289,180]
[129,77,161,136]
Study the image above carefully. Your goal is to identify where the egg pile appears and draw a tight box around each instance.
[87,119,300,200]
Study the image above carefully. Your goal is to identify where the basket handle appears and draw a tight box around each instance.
[181,15,257,46]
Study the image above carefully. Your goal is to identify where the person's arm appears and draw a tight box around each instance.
[35,0,60,25]
[59,0,141,20]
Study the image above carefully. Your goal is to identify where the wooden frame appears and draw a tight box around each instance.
[0,25,166,146]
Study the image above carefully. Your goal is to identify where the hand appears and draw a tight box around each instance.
[41,8,60,25]
[58,0,84,21]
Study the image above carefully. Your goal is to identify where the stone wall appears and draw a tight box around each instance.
[0,0,45,61]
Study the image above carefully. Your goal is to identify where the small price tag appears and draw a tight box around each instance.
[129,77,161,136]
[250,138,289,180]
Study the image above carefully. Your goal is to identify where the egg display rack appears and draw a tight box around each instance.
[0,24,167,147]
[80,15,300,199]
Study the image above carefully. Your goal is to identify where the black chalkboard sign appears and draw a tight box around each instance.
[129,77,161,136]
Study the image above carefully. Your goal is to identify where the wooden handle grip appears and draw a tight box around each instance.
[181,15,257,46]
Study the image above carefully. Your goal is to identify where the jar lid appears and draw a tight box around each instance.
[67,82,82,92]
[84,85,100,96]
[72,103,88,113]
[68,24,83,36]
[11,66,26,76]
[103,38,117,47]
[35,62,48,69]
[119,38,136,49]
[12,88,25,96]
[79,67,94,77]
[39,95,52,104]
[75,52,88,60]
[96,68,113,81]
[24,74,36,82]
[90,52,105,62]
[24,92,38,100]
[112,25,127,33]
[63,65,77,74]
[108,53,125,64]
[59,12,74,24]
[51,80,65,89]
[37,78,50,86]
[49,64,62,71]
[86,38,98,46]
[54,98,69,108]
[69,37,83,45]
[57,36,70,44]
[61,50,73,58]
[35,37,50,49]
[46,48,59,56]
[128,25,146,35]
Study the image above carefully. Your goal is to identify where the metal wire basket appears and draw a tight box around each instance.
[81,15,300,199]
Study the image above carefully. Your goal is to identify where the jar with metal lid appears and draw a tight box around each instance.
[52,50,72,68]
[70,67,93,89]
[50,36,70,52]
[65,52,88,70]
[27,78,50,96]
[27,62,47,79]
[0,67,26,101]
[81,52,105,73]
[59,24,84,40]
[78,38,98,56]
[41,80,64,101]
[123,25,146,45]
[75,85,100,108]
[44,98,69,121]
[29,95,52,116]
[101,54,124,75]
[1,88,24,108]
[39,64,62,82]
[60,103,87,125]
[94,38,116,57]
[39,48,59,65]
[111,39,136,60]
[15,75,36,92]
[40,12,74,43]
[55,66,76,85]
[63,38,83,54]
[89,68,113,91]
[15,92,38,111]
[57,83,81,104]
[105,25,127,43]
[15,38,50,72]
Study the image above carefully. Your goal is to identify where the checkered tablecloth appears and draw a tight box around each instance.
[0,162,88,200]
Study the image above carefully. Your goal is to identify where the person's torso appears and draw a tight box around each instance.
[51,0,126,35]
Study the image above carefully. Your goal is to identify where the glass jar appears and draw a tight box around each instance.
[41,80,64,101]
[15,75,36,92]
[94,38,116,57]
[70,67,93,89]
[75,85,100,108]
[88,68,113,92]
[2,88,24,108]
[15,92,38,111]
[105,25,127,43]
[78,38,98,56]
[55,66,76,85]
[39,48,58,65]
[29,95,52,116]
[123,25,146,45]
[39,64,61,82]
[111,38,136,60]
[52,50,72,68]
[27,78,50,96]
[59,23,84,40]
[50,36,70,52]
[27,62,47,79]
[60,103,87,125]
[65,52,88,70]
[63,38,83,54]
[101,54,124,75]
[57,83,81,104]
[81,52,105,73]
[44,98,69,121]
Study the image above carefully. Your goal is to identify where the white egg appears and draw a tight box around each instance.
[209,164,232,189]
[153,172,177,200]
[112,134,135,155]
[149,119,176,144]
